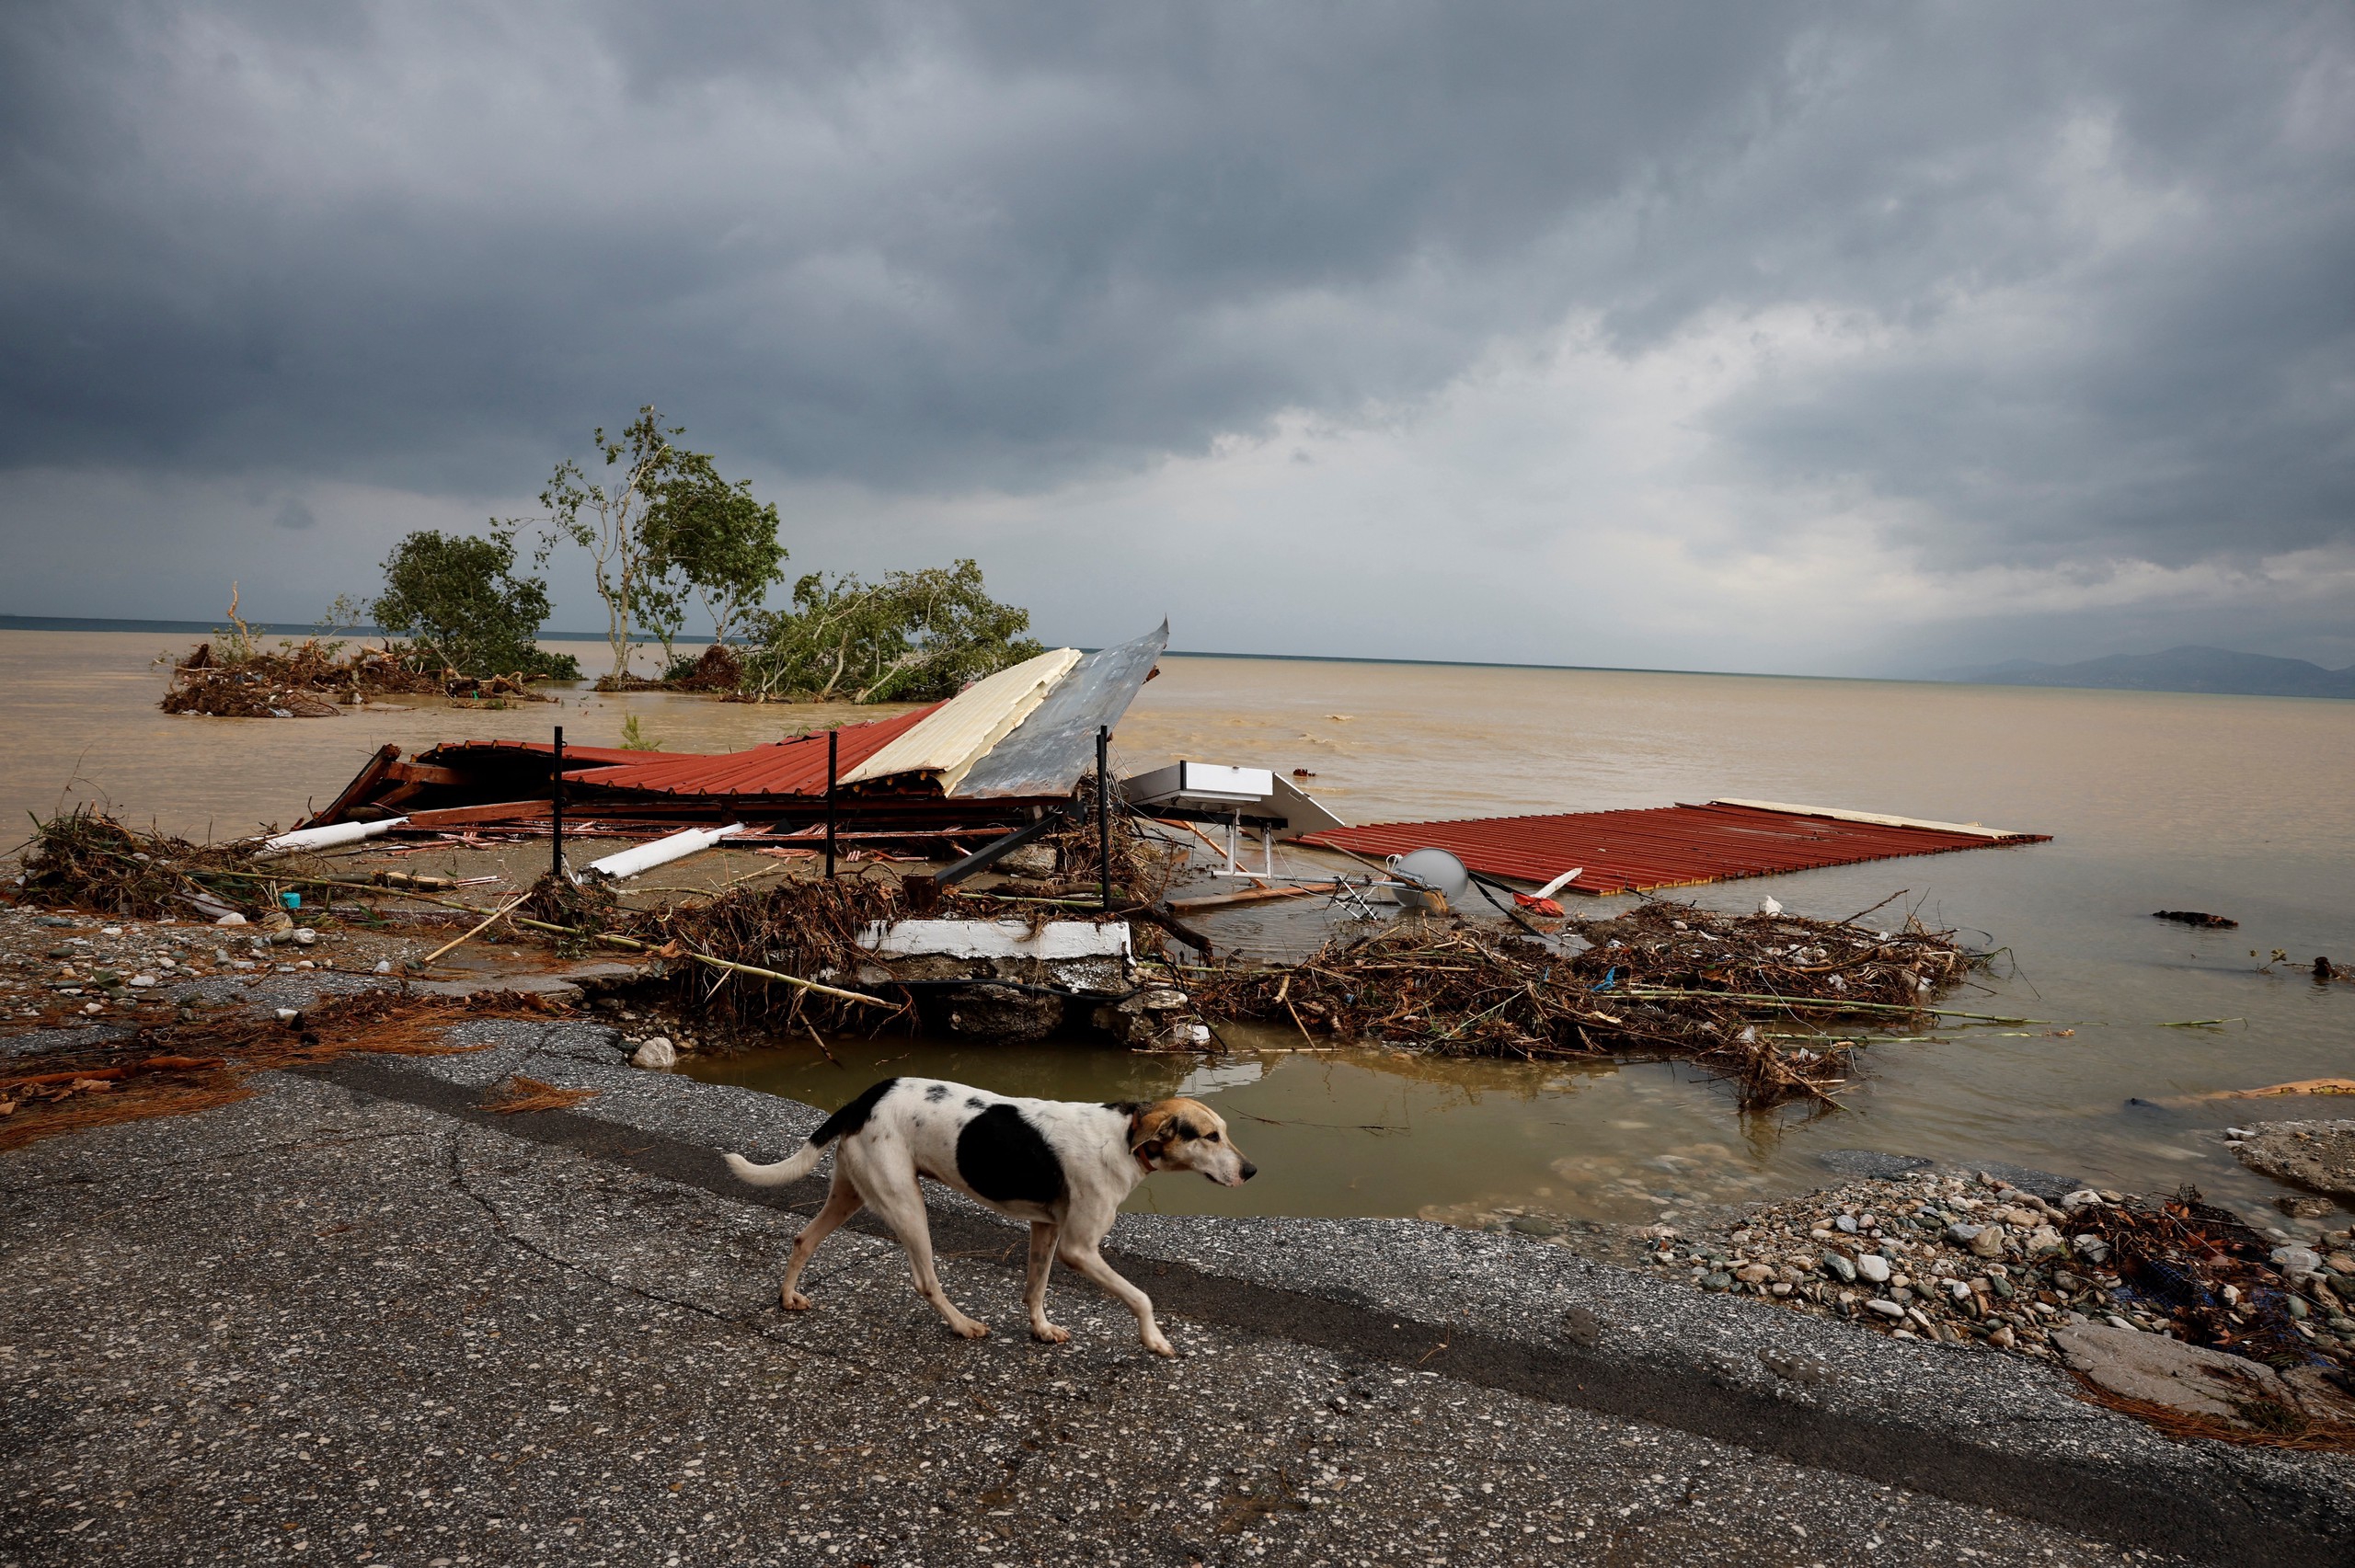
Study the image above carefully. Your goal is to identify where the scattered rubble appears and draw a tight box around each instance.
[2232,1120,2355,1202]
[1621,1166,2355,1420]
[0,899,406,1029]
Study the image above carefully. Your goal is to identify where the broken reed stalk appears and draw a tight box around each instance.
[1615,988,2047,1024]
[634,939,892,1009]
[419,892,532,966]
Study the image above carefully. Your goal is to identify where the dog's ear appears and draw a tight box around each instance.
[1129,1104,1175,1163]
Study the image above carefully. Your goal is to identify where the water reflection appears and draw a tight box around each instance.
[681,1027,1811,1224]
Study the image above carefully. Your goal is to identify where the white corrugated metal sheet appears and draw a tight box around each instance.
[842,647,1082,792]
[950,621,1168,798]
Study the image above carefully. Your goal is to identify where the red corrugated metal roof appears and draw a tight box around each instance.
[419,738,702,770]
[563,704,943,797]
[1300,802,2048,895]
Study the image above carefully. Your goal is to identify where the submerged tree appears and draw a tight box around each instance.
[370,527,580,679]
[643,468,787,655]
[741,559,1043,703]
[534,406,787,681]
[534,407,689,681]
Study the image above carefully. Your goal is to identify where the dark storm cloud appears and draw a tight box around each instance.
[1,0,2349,611]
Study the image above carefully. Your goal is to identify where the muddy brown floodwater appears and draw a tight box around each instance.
[6,629,2353,1235]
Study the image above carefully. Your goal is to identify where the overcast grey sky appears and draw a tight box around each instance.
[4,1,2350,674]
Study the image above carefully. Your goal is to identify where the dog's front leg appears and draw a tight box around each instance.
[1025,1222,1069,1344]
[1058,1242,1175,1358]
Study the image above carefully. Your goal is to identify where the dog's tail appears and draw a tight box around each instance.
[722,1142,828,1187]
[725,1077,901,1187]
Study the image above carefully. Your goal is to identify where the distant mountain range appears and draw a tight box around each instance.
[1945,646,2355,699]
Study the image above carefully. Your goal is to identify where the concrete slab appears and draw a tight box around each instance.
[857,919,1132,961]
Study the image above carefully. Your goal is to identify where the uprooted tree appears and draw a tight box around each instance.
[739,559,1044,703]
[369,527,580,680]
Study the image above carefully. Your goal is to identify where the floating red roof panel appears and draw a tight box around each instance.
[1300,802,2048,896]
[563,704,943,798]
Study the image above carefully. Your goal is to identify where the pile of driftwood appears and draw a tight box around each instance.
[526,872,923,1035]
[593,643,746,693]
[162,637,437,716]
[1187,900,1985,1109]
[161,636,553,717]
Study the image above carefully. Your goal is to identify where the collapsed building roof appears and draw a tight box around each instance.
[296,622,1171,847]
[1300,800,2051,896]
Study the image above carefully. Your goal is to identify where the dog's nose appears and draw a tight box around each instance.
[1239,1161,1258,1182]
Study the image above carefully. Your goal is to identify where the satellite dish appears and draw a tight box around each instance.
[1388,847,1469,913]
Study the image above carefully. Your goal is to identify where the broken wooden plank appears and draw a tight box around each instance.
[1166,882,1338,915]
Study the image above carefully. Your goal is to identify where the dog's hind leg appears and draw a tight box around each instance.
[1024,1222,1068,1344]
[850,1155,989,1341]
[779,1170,863,1311]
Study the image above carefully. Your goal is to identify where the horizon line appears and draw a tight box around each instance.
[0,611,1924,684]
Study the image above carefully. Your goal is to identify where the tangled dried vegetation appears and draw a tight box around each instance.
[527,871,919,1036]
[479,799,1191,1044]
[2074,1188,2355,1375]
[0,990,558,1151]
[1188,899,1986,1108]
[161,636,552,717]
[17,809,274,921]
[594,643,746,693]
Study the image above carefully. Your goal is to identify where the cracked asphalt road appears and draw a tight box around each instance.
[0,1042,2335,1565]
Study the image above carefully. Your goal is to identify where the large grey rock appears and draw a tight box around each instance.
[2051,1322,2297,1424]
[2234,1119,2355,1201]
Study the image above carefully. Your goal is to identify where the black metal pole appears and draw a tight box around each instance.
[1097,725,1112,911]
[824,728,839,879]
[550,725,565,882]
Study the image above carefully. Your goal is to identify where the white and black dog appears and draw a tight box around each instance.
[725,1078,1254,1357]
